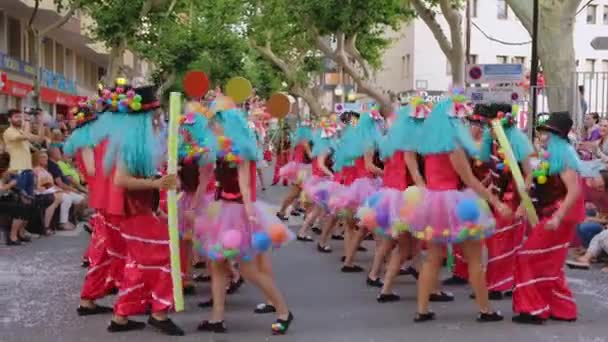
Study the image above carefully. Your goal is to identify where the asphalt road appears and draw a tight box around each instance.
[1,173,608,342]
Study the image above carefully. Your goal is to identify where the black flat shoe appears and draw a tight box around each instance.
[377,293,401,303]
[271,312,294,335]
[183,284,196,296]
[357,245,367,252]
[364,233,374,241]
[331,234,344,240]
[366,277,384,288]
[276,213,289,221]
[311,227,322,235]
[477,311,503,322]
[254,303,276,314]
[197,320,226,333]
[430,291,454,302]
[341,265,364,273]
[226,277,244,294]
[442,276,468,286]
[77,305,113,316]
[193,261,206,269]
[290,211,301,217]
[81,259,90,268]
[317,244,332,253]
[6,238,21,246]
[107,319,146,333]
[198,299,213,308]
[470,291,504,300]
[414,312,436,323]
[399,266,419,279]
[512,313,545,325]
[193,274,211,282]
[549,315,577,322]
[296,235,314,242]
[147,316,184,336]
[19,235,31,242]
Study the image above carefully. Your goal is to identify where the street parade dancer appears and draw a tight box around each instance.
[102,84,184,336]
[276,120,313,220]
[512,111,585,324]
[194,100,294,334]
[478,103,534,299]
[403,95,510,322]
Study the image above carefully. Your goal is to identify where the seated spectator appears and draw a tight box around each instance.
[580,118,608,177]
[32,150,64,233]
[47,146,87,229]
[568,170,608,272]
[578,113,602,160]
[49,128,64,151]
[57,156,84,189]
[1,170,33,245]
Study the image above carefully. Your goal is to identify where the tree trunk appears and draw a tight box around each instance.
[106,41,126,84]
[292,85,323,118]
[507,0,581,115]
[450,50,465,89]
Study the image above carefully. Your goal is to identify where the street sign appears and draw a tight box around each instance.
[591,37,608,50]
[466,64,525,83]
[465,86,525,104]
[334,102,363,114]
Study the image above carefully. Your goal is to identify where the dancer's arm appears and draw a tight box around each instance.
[318,153,333,177]
[81,147,95,177]
[304,141,312,160]
[238,161,256,222]
[450,148,510,217]
[404,151,425,187]
[364,151,383,176]
[546,168,581,230]
[114,164,176,191]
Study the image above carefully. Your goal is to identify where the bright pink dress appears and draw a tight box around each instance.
[278,142,311,183]
[330,156,381,213]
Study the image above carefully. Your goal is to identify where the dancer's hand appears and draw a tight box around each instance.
[158,174,177,190]
[515,204,526,219]
[495,202,513,219]
[545,215,561,231]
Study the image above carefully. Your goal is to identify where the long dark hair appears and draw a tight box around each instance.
[179,162,200,193]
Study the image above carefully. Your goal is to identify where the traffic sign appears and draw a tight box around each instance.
[465,86,525,104]
[466,64,525,83]
[591,37,608,50]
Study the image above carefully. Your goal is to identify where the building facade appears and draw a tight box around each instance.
[0,0,150,117]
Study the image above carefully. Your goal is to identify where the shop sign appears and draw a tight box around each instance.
[0,52,36,77]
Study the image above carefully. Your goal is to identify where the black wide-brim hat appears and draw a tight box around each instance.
[132,86,161,113]
[537,111,573,140]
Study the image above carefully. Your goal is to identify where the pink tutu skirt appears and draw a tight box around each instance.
[403,186,495,244]
[279,161,310,184]
[304,178,343,211]
[329,177,381,215]
[178,192,213,239]
[356,188,407,238]
[194,200,295,261]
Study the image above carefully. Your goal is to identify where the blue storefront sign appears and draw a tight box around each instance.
[0,51,77,94]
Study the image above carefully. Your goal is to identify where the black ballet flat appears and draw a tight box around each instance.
[470,291,504,301]
[477,311,504,322]
[193,274,211,282]
[341,265,364,273]
[399,266,419,279]
[254,303,277,314]
[183,284,196,296]
[19,234,31,242]
[271,312,294,335]
[512,313,545,325]
[366,277,384,288]
[296,235,314,242]
[193,261,206,269]
[276,213,289,221]
[331,234,344,240]
[226,277,244,294]
[442,276,468,286]
[148,316,184,336]
[198,299,213,308]
[197,320,227,333]
[377,293,401,303]
[311,227,322,235]
[317,244,332,253]
[414,312,436,323]
[107,319,146,333]
[77,305,113,316]
[6,238,21,246]
[430,291,454,302]
[357,246,368,252]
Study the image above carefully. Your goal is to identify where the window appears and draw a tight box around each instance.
[468,54,478,64]
[585,59,596,73]
[602,60,608,72]
[497,0,508,19]
[512,56,526,65]
[603,6,608,25]
[7,16,22,59]
[496,55,508,64]
[55,42,64,74]
[401,54,410,78]
[43,38,54,70]
[471,0,478,18]
[587,5,597,24]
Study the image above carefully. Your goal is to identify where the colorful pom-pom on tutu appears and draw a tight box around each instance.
[278,162,310,184]
[329,178,381,214]
[404,187,495,244]
[357,188,407,238]
[194,200,294,260]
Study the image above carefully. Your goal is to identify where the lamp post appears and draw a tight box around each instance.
[529,0,540,139]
